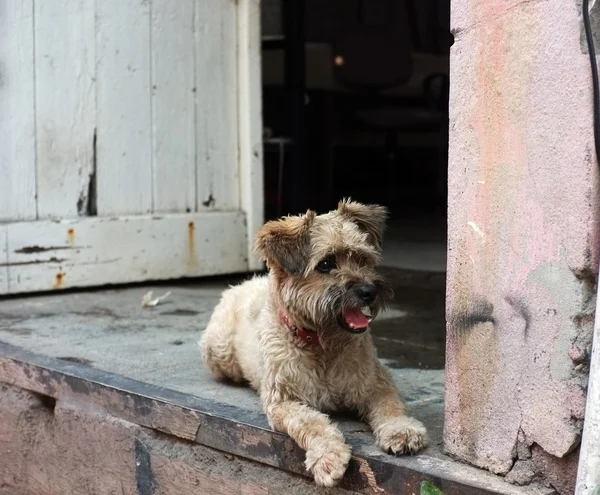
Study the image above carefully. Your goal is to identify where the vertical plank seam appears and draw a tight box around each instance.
[233,1,241,210]
[235,0,242,211]
[192,0,199,212]
[32,0,39,220]
[204,4,214,208]
[192,0,198,211]
[149,0,155,213]
[205,18,213,209]
[94,0,99,210]
[236,0,248,263]
[88,1,98,218]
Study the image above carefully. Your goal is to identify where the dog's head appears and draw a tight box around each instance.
[254,199,393,336]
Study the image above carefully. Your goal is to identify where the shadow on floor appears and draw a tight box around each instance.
[371,285,445,370]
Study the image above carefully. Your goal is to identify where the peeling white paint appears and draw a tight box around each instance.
[0,0,264,291]
[2,212,247,295]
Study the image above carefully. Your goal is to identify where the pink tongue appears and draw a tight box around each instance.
[343,308,369,329]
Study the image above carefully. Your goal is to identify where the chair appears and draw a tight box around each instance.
[325,0,449,210]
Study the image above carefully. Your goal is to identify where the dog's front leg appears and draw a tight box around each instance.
[265,400,351,487]
[363,366,428,455]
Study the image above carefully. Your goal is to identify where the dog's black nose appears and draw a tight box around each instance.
[356,284,377,304]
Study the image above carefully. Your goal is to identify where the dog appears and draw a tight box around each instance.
[199,199,428,487]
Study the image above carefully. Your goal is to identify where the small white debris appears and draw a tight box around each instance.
[467,221,485,241]
[141,290,171,308]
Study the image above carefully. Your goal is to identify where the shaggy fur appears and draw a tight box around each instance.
[199,199,428,487]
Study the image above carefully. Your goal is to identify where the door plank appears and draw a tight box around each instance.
[34,0,96,219]
[0,0,37,221]
[237,0,264,270]
[194,0,239,212]
[95,0,152,216]
[151,0,196,214]
[3,212,247,294]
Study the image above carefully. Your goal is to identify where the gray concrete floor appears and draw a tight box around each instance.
[0,277,445,414]
[381,216,447,273]
[372,285,445,370]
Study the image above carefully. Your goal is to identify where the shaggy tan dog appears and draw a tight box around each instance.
[199,200,428,487]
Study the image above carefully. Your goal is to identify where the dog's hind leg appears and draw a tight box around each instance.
[198,295,245,384]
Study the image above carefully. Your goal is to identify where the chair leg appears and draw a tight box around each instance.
[326,142,336,208]
[322,95,336,210]
[384,131,398,212]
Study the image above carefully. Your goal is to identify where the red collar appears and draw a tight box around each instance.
[279,310,320,346]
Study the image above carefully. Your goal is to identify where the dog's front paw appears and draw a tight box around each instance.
[375,416,428,455]
[305,440,352,487]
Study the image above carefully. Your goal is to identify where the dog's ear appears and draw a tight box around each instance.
[337,198,388,249]
[254,210,316,274]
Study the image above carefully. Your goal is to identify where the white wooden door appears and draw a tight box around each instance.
[0,0,263,295]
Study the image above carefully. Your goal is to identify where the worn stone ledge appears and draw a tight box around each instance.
[0,342,552,495]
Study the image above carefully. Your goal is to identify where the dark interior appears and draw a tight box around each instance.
[261,0,451,218]
[260,0,451,369]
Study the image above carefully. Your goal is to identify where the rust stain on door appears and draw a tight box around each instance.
[67,228,75,246]
[53,272,65,289]
[187,222,198,270]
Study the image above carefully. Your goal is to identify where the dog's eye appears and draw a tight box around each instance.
[316,257,337,273]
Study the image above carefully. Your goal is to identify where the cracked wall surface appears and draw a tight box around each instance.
[445,0,600,493]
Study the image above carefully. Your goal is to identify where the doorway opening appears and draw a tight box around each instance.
[260,0,451,371]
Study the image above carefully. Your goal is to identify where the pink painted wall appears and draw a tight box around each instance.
[445,0,600,493]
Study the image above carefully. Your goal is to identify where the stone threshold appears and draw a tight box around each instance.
[0,341,553,495]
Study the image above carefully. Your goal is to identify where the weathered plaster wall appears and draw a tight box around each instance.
[445,0,600,493]
[0,384,356,495]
